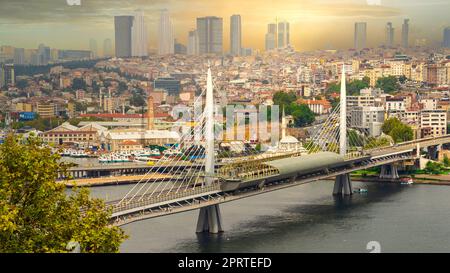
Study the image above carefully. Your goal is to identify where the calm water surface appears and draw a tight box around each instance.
[86,180,450,253]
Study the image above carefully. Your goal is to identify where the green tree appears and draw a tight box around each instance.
[390,123,413,143]
[443,154,450,167]
[347,79,370,96]
[0,134,127,253]
[375,76,400,93]
[364,136,391,150]
[381,117,413,143]
[326,77,370,96]
[273,91,297,112]
[130,93,145,107]
[381,117,402,135]
[424,161,443,175]
[291,103,315,127]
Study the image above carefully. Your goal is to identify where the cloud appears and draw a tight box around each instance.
[0,0,402,26]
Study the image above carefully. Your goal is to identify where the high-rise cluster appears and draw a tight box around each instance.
[114,10,148,58]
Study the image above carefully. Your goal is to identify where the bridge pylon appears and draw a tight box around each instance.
[379,164,399,180]
[196,65,224,234]
[196,204,224,233]
[333,174,353,195]
[333,66,352,196]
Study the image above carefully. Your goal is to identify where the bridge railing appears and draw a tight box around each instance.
[110,184,221,215]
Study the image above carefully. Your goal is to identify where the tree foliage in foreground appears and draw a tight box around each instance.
[381,117,413,143]
[0,134,127,253]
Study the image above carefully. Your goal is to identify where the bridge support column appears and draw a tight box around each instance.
[379,164,399,180]
[196,204,223,234]
[333,174,352,196]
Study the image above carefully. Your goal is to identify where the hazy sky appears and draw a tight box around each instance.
[0,0,449,52]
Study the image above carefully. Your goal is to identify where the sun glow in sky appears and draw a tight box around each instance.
[0,0,449,52]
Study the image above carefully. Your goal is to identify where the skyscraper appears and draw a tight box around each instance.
[354,22,367,50]
[158,9,174,55]
[265,23,277,51]
[0,64,15,88]
[131,10,148,57]
[197,16,223,54]
[402,19,410,48]
[277,21,290,48]
[385,22,394,47]
[114,16,133,58]
[14,48,25,65]
[443,27,450,48]
[230,15,242,56]
[103,38,113,57]
[89,39,98,58]
[187,30,199,55]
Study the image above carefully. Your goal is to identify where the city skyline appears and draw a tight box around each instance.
[0,0,449,52]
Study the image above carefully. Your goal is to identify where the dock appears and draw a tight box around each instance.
[61,173,173,187]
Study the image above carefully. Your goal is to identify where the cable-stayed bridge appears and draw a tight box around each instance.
[105,67,450,233]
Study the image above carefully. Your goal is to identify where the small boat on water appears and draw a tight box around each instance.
[70,150,89,158]
[134,156,159,162]
[400,177,414,185]
[136,149,161,158]
[163,149,183,158]
[353,188,368,194]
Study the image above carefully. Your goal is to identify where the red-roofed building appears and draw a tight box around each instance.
[298,98,332,114]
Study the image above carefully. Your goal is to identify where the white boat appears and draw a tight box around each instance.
[400,177,414,185]
[137,149,161,158]
[135,156,159,162]
[163,149,183,158]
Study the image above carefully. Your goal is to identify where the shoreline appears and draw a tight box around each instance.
[350,175,450,186]
[59,173,172,188]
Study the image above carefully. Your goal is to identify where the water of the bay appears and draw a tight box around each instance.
[86,180,450,253]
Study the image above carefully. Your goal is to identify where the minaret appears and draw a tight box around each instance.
[99,88,103,108]
[339,65,347,157]
[281,107,286,139]
[146,96,154,130]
